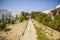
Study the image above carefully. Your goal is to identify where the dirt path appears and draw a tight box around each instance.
[20,19,37,40]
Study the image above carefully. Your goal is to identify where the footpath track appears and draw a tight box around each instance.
[20,19,37,40]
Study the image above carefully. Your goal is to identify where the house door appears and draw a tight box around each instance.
[2,14,4,19]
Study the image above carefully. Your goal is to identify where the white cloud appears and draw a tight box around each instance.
[56,5,60,8]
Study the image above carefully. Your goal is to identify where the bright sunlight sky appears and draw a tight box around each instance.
[0,0,60,14]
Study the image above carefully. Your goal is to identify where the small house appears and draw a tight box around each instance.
[0,9,13,20]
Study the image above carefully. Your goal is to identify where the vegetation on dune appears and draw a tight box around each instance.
[5,18,16,24]
[21,11,29,20]
[0,20,6,30]
[0,19,16,31]
[15,11,29,22]
[31,11,60,31]
[49,14,60,31]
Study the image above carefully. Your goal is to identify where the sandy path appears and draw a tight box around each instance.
[20,19,37,40]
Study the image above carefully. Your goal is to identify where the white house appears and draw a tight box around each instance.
[43,5,60,20]
[0,9,13,20]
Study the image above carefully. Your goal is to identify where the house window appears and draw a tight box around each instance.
[2,14,4,19]
[9,14,11,18]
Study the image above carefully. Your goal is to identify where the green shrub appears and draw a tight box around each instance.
[19,16,24,22]
[33,12,51,26]
[5,18,16,24]
[10,19,16,24]
[0,21,6,30]
[49,14,60,31]
[0,18,16,31]
[31,11,60,31]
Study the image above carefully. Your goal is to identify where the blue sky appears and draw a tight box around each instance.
[0,0,60,13]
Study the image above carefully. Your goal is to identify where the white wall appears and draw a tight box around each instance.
[0,9,13,20]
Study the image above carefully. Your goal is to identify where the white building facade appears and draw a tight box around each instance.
[0,9,13,20]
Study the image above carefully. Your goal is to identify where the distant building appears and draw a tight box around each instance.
[0,9,13,20]
[51,7,60,15]
[50,6,60,20]
[43,5,60,20]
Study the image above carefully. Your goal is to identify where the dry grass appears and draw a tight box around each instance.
[0,21,28,40]
[32,20,60,40]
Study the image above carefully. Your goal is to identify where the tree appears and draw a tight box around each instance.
[21,11,29,20]
[15,14,19,22]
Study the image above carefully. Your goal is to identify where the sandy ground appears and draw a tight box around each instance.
[0,19,60,40]
[32,20,60,40]
[0,21,28,40]
[20,19,37,40]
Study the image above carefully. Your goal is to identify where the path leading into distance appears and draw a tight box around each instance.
[20,19,37,40]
